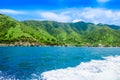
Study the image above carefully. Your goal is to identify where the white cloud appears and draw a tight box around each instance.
[39,12,71,22]
[1,8,120,25]
[71,8,120,25]
[97,0,110,3]
[72,19,82,23]
[52,7,120,25]
[0,9,26,15]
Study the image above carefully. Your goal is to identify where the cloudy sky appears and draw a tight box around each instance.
[0,0,120,25]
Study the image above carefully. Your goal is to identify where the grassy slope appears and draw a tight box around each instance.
[0,14,120,46]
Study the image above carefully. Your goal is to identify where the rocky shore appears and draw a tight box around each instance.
[0,42,119,47]
[0,42,42,47]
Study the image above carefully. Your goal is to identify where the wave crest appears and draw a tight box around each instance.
[41,56,120,80]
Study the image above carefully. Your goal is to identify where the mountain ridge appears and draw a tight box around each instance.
[0,14,120,47]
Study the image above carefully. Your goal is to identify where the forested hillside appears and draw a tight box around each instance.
[0,14,120,46]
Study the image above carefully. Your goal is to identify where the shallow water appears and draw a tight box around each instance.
[0,47,120,80]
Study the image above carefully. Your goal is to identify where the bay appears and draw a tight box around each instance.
[0,47,120,80]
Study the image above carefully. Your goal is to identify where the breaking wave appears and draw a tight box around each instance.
[41,56,120,80]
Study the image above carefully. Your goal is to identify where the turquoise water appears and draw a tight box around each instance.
[0,47,120,80]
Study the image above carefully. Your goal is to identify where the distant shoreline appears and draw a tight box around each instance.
[0,43,119,47]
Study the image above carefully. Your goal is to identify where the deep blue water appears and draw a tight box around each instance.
[0,47,120,79]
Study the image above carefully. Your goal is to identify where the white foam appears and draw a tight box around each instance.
[41,56,120,80]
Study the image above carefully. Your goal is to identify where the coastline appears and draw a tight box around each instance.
[0,43,119,47]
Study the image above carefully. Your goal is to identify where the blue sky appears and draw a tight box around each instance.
[0,0,120,25]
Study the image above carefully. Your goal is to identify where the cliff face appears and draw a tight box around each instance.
[0,14,120,47]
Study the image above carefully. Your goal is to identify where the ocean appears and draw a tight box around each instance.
[0,47,120,80]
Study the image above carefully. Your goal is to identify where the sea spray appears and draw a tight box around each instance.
[41,56,120,80]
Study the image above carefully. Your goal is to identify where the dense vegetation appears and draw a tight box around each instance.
[0,14,120,47]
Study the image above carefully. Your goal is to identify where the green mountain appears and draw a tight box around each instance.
[0,14,120,46]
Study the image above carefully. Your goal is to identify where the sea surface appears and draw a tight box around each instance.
[0,47,120,80]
